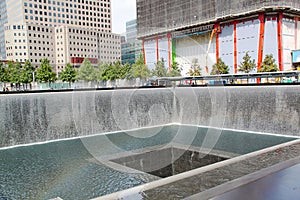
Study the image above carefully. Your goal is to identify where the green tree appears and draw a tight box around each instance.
[0,62,9,87]
[258,54,279,72]
[112,60,123,80]
[188,58,202,76]
[122,62,134,80]
[36,58,57,83]
[102,63,119,81]
[152,58,167,77]
[239,52,256,73]
[20,60,35,88]
[60,63,77,87]
[167,62,182,77]
[211,58,229,75]
[77,58,97,82]
[96,62,109,81]
[7,61,21,84]
[131,54,150,79]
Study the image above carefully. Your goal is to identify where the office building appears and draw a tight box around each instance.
[1,0,120,75]
[137,0,300,74]
[121,19,142,65]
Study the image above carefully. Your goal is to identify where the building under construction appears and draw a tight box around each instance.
[136,0,300,75]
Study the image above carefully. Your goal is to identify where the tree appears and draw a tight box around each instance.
[239,52,256,73]
[211,58,229,75]
[102,63,119,81]
[77,58,97,82]
[36,58,57,83]
[111,60,123,80]
[60,63,77,87]
[7,61,21,84]
[0,62,9,87]
[20,60,35,88]
[131,54,150,79]
[188,58,202,76]
[152,58,167,77]
[97,62,109,81]
[258,54,279,72]
[122,62,134,80]
[167,62,182,77]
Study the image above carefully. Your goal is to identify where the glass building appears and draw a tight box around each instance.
[121,19,142,65]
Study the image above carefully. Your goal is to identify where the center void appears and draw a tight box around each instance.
[111,147,228,178]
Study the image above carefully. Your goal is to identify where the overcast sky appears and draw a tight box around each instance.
[111,0,136,34]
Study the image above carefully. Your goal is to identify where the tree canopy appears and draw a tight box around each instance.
[60,63,77,85]
[121,63,134,80]
[7,61,22,84]
[211,58,229,75]
[152,58,167,77]
[20,60,35,84]
[258,54,279,72]
[0,62,9,84]
[167,61,182,77]
[77,58,97,82]
[238,52,256,73]
[188,58,202,76]
[36,58,57,83]
[131,54,150,79]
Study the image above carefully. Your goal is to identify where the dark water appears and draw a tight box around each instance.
[0,125,296,200]
[0,125,178,200]
[0,139,157,200]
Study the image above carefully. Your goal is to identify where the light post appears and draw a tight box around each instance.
[32,71,35,83]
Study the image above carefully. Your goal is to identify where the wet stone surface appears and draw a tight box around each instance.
[140,142,300,200]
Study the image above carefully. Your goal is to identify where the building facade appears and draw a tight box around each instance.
[0,0,8,59]
[121,19,142,65]
[137,0,300,75]
[1,0,120,75]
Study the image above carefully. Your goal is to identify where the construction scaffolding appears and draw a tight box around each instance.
[137,0,300,38]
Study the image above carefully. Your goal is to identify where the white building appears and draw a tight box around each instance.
[1,0,120,75]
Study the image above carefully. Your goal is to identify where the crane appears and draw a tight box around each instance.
[205,26,221,74]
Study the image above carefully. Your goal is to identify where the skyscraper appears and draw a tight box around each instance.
[1,0,120,75]
[0,0,8,59]
[121,19,142,65]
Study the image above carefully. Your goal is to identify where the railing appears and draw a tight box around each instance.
[151,71,300,86]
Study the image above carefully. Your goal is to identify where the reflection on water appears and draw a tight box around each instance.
[0,138,159,200]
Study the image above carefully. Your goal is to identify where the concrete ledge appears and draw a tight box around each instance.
[92,139,300,200]
[186,156,300,200]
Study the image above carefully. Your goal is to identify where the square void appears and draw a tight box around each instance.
[111,147,228,178]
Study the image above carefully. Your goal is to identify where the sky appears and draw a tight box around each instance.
[111,0,137,34]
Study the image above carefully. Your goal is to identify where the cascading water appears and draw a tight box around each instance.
[0,86,299,199]
[0,87,299,148]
